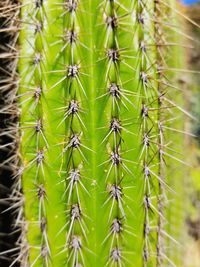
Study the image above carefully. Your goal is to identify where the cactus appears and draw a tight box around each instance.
[0,0,198,267]
[0,1,20,265]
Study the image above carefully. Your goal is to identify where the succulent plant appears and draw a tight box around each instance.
[0,0,198,267]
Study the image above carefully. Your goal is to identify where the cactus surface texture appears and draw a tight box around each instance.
[0,1,198,267]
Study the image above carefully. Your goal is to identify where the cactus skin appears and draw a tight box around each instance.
[0,0,196,267]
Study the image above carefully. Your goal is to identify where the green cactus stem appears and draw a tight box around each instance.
[0,0,198,267]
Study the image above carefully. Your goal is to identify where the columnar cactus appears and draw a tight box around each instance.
[0,0,196,267]
[0,1,20,265]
